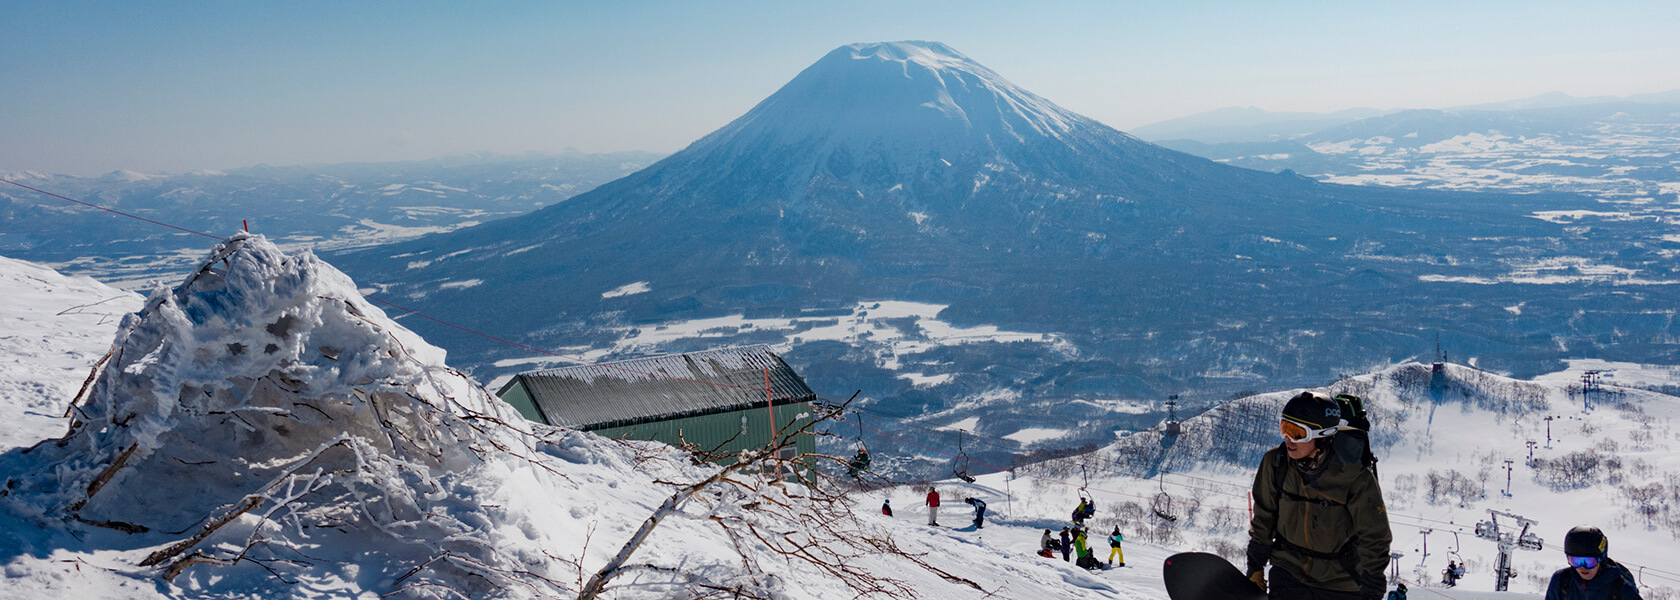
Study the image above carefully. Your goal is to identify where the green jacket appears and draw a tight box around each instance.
[1247,444,1392,594]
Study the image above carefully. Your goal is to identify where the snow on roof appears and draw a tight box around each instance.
[508,345,817,430]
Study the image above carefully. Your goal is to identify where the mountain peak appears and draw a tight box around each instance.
[701,41,1084,151]
[832,40,972,68]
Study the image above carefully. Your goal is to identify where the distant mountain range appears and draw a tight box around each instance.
[1139,92,1680,198]
[1132,90,1680,143]
[0,151,662,287]
[327,42,1676,425]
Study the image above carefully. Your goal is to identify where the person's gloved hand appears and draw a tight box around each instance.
[1249,571,1267,593]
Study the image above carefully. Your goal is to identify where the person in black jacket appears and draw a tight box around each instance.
[1545,526,1642,600]
[964,497,987,529]
[1059,526,1072,562]
[1247,392,1392,600]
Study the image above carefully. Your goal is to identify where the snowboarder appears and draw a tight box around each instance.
[1074,527,1099,570]
[848,448,871,477]
[1544,526,1642,600]
[1060,526,1072,562]
[881,498,892,517]
[926,488,940,526]
[1246,391,1392,600]
[965,497,987,529]
[1040,529,1059,558]
[1107,526,1125,567]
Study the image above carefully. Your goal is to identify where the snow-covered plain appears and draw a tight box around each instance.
[7,245,1675,599]
[486,300,1072,390]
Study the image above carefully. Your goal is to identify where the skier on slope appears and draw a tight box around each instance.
[965,496,987,529]
[1059,526,1072,562]
[881,498,892,517]
[1107,526,1125,567]
[926,487,940,526]
[1544,526,1642,600]
[1247,391,1392,600]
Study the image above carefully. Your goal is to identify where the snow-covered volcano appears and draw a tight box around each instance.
[333,41,1615,410]
[676,41,1158,186]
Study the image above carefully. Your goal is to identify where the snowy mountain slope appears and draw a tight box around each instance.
[0,243,1230,600]
[0,255,143,451]
[2,248,1647,599]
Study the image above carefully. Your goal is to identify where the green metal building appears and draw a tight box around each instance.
[496,345,817,472]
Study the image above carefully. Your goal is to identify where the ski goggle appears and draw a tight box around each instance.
[1281,418,1337,444]
[1568,556,1600,570]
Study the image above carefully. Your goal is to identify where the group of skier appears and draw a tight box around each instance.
[895,484,1123,571]
[1038,523,1124,570]
[916,487,988,529]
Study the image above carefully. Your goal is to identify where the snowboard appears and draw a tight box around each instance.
[1163,552,1267,600]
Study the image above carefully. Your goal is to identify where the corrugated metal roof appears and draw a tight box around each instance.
[501,345,817,431]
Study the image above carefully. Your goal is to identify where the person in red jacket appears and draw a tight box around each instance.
[926,488,941,526]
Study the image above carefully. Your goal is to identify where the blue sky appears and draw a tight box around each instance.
[4,0,1678,176]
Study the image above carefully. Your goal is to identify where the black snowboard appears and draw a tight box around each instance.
[1163,552,1267,600]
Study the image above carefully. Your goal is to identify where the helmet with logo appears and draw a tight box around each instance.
[1280,391,1342,443]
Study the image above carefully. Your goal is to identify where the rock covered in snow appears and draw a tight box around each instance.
[0,234,587,597]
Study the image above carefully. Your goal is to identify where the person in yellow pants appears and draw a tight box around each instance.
[1107,527,1125,567]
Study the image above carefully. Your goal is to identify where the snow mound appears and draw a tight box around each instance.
[0,235,585,597]
[0,255,143,451]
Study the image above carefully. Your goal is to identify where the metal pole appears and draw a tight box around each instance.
[765,367,775,451]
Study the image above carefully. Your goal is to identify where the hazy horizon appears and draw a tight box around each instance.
[5,1,1678,177]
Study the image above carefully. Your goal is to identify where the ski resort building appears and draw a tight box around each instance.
[496,345,819,473]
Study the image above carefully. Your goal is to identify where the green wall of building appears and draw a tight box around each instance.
[591,401,816,470]
[497,379,815,476]
[499,379,544,423]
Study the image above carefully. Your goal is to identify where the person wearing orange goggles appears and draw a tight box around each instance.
[1247,391,1392,600]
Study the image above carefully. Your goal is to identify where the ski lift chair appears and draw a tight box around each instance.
[1152,470,1178,522]
[952,430,976,483]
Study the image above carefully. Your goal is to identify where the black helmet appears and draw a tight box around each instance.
[1564,526,1608,558]
[1397,583,1407,592]
[1281,391,1342,440]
